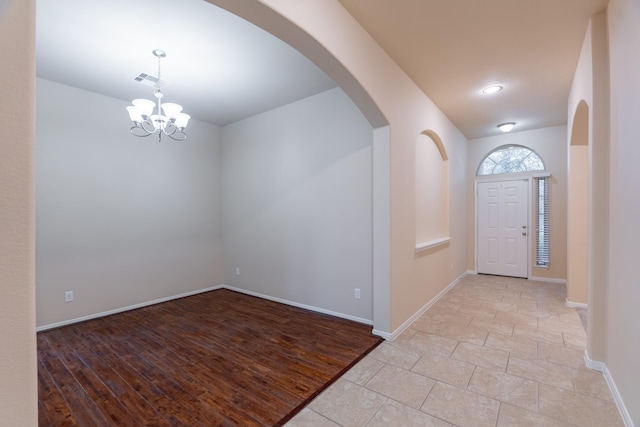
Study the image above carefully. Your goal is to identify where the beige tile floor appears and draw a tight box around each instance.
[285,274,624,427]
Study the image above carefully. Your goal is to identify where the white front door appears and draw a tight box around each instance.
[477,180,529,278]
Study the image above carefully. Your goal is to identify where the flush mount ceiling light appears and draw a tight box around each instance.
[498,122,516,133]
[482,84,503,95]
[126,50,190,142]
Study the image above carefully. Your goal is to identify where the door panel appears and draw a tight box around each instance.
[477,180,528,278]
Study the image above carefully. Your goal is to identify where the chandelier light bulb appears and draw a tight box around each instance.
[126,50,189,141]
[161,102,183,119]
[126,106,143,123]
[132,99,155,117]
[175,113,191,129]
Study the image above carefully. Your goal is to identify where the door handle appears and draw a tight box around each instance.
[522,232,527,236]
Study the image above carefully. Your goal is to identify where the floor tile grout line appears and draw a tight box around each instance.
[287,276,626,427]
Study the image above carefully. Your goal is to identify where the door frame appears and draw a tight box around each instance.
[474,173,548,279]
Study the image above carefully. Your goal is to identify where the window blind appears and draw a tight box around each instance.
[535,177,550,267]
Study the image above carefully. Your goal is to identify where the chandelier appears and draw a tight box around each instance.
[126,50,190,141]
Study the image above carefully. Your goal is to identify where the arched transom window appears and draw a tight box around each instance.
[477,145,545,176]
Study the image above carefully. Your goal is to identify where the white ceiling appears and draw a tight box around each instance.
[35,0,337,127]
[36,0,608,138]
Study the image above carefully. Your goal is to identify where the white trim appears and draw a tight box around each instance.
[584,352,635,427]
[603,368,635,427]
[565,299,588,309]
[223,285,373,326]
[386,272,466,341]
[36,284,375,333]
[464,272,566,285]
[371,329,392,340]
[474,171,550,183]
[36,285,224,332]
[415,237,451,252]
[584,351,607,371]
[529,276,567,284]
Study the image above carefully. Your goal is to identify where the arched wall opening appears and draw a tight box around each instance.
[204,2,471,338]
[205,0,393,335]
[414,130,449,251]
[567,100,590,305]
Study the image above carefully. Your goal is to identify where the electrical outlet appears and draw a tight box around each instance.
[64,291,74,302]
[235,267,240,276]
[354,288,361,299]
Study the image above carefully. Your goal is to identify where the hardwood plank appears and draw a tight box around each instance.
[38,289,382,426]
[37,360,77,427]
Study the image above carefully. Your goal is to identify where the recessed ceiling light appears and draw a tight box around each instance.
[498,122,516,132]
[482,85,503,95]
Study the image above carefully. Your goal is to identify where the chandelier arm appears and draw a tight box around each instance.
[162,122,178,136]
[168,131,187,141]
[130,125,153,138]
[139,119,157,134]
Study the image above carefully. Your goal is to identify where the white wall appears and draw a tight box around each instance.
[467,126,568,281]
[35,78,224,327]
[607,0,640,423]
[222,87,374,322]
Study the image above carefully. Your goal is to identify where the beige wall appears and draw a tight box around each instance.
[566,21,595,310]
[567,99,589,305]
[568,12,611,365]
[467,126,568,281]
[568,2,640,422]
[567,144,589,303]
[0,0,38,425]
[606,0,640,422]
[415,134,449,244]
[588,12,611,366]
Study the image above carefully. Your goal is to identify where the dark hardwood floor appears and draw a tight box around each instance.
[38,289,382,426]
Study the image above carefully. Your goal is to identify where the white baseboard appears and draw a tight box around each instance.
[584,351,607,371]
[565,299,588,309]
[36,285,224,332]
[584,351,635,427]
[222,285,373,326]
[387,272,467,341]
[371,329,392,340]
[37,284,375,333]
[465,271,566,285]
[529,276,567,284]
